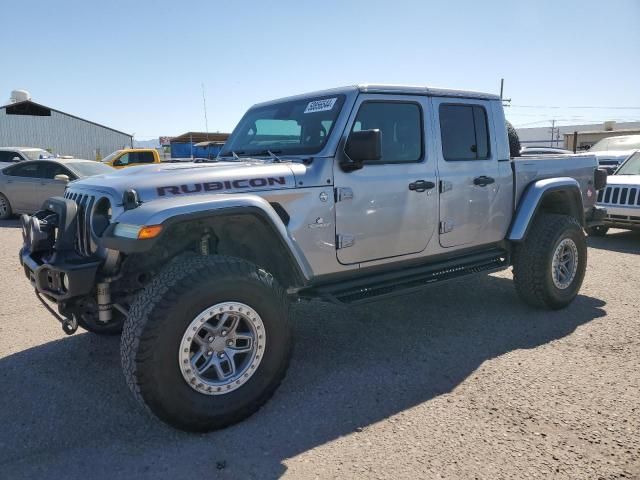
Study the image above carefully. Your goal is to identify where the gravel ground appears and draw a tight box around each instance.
[0,219,638,480]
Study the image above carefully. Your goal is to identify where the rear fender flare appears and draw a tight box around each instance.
[507,177,584,242]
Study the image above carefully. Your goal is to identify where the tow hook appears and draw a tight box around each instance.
[62,315,79,335]
[35,290,79,335]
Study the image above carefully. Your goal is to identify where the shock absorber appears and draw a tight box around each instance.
[96,282,112,323]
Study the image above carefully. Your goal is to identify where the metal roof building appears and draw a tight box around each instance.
[0,97,132,160]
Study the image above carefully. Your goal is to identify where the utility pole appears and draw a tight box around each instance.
[201,82,209,141]
[550,120,556,147]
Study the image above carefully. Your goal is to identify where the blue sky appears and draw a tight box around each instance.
[3,0,640,140]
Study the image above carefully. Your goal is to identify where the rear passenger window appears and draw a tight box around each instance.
[439,104,490,160]
[351,102,423,164]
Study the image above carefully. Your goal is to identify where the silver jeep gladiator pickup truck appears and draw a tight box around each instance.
[19,84,607,432]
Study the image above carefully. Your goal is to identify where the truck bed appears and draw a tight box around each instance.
[512,154,598,207]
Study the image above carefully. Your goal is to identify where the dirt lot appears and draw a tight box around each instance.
[0,219,638,479]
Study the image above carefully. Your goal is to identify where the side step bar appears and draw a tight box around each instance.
[299,248,510,305]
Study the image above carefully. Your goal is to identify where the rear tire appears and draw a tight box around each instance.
[121,255,291,432]
[512,214,587,310]
[585,225,609,237]
[0,193,12,220]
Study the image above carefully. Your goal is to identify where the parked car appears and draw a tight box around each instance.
[520,146,573,156]
[19,84,606,432]
[101,148,161,168]
[588,134,640,174]
[588,150,640,235]
[0,159,114,219]
[0,147,54,167]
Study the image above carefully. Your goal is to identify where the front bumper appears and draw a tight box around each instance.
[19,196,103,302]
[585,205,607,227]
[20,247,100,301]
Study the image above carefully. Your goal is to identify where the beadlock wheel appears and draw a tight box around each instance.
[551,238,578,290]
[179,302,266,395]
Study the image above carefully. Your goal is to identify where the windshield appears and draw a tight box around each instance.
[68,161,115,177]
[101,150,122,163]
[220,95,346,157]
[23,149,53,160]
[590,136,640,152]
[616,152,640,175]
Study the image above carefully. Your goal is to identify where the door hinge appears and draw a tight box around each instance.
[336,234,355,249]
[439,221,454,234]
[440,180,453,193]
[335,187,354,202]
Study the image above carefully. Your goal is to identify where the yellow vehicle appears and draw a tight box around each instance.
[101,148,161,169]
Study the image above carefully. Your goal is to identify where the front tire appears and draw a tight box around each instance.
[0,193,12,220]
[512,214,587,310]
[121,255,291,432]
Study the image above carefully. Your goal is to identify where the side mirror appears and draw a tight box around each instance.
[54,174,70,183]
[11,156,21,162]
[342,129,381,172]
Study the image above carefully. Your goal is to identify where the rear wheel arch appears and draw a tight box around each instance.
[508,180,585,242]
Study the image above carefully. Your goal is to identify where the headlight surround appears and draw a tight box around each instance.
[91,197,112,237]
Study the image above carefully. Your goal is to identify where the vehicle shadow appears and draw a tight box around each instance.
[0,274,606,479]
[587,229,640,255]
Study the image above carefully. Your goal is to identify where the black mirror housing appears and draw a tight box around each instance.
[342,129,381,171]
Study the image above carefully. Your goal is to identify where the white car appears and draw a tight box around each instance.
[0,147,54,167]
[520,146,573,156]
[588,135,640,174]
[589,150,640,235]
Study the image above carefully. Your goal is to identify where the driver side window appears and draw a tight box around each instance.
[114,153,130,166]
[351,101,423,164]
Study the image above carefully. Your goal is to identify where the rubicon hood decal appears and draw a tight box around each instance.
[158,176,287,196]
[70,161,303,201]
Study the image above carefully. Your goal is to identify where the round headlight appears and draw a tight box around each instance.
[91,197,112,237]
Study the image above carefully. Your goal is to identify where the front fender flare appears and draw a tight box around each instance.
[102,193,313,281]
[507,177,584,242]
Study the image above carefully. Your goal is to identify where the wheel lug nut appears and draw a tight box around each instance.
[221,330,228,336]
[227,340,233,346]
[207,350,213,356]
[219,352,225,358]
[208,336,214,342]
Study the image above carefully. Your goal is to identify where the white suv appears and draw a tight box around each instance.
[590,150,640,235]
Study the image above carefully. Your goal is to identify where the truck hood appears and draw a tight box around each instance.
[593,151,634,162]
[70,160,303,202]
[606,174,640,186]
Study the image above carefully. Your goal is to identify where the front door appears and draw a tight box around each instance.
[433,98,502,248]
[334,95,437,265]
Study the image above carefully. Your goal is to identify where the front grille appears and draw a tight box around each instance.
[597,185,640,206]
[64,191,95,256]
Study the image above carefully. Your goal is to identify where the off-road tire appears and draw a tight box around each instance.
[585,225,609,237]
[506,121,521,157]
[0,193,12,220]
[121,254,291,432]
[512,214,587,310]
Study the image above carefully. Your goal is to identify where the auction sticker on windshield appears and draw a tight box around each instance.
[304,98,337,114]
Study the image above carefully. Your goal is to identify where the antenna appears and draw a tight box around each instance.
[201,82,209,141]
[500,78,511,107]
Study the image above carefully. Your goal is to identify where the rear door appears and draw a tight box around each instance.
[0,162,45,212]
[433,98,503,248]
[334,94,438,264]
[36,163,75,204]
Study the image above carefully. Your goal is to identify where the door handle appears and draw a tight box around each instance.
[408,180,436,192]
[473,176,495,187]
